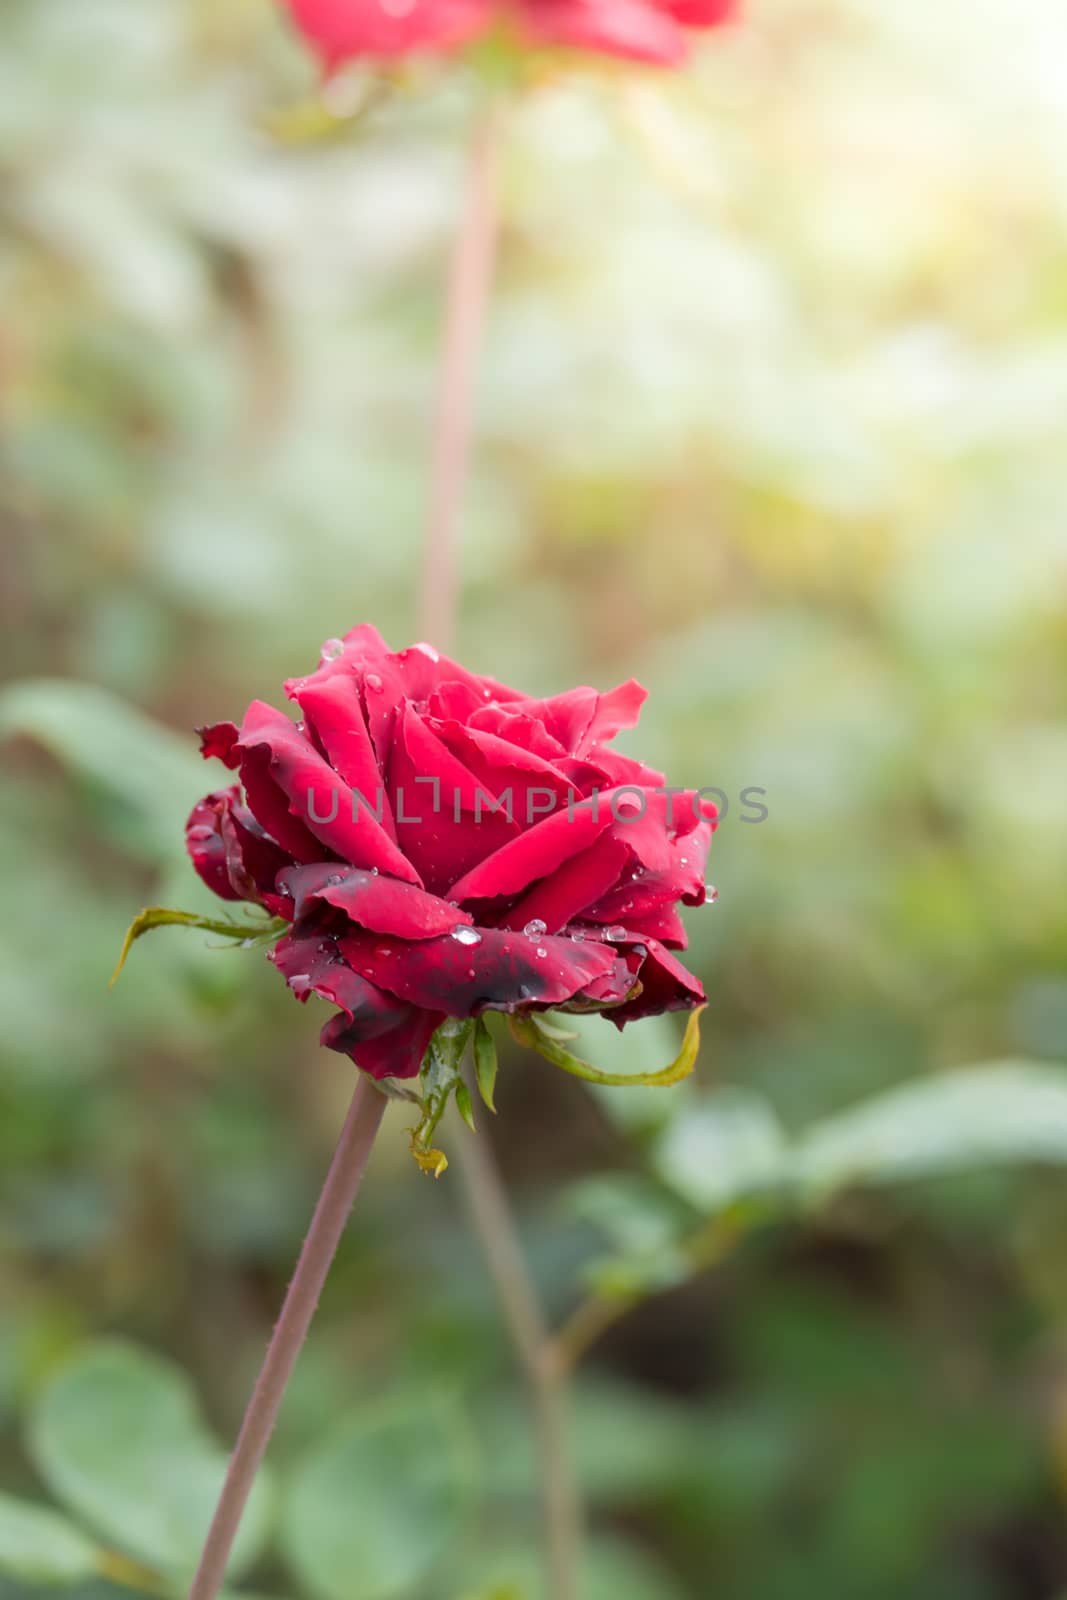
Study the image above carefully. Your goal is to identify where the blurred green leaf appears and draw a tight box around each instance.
[0,680,202,862]
[280,1396,474,1600]
[794,1061,1067,1196]
[27,1340,273,1579]
[0,1491,100,1585]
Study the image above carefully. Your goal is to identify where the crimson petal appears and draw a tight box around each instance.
[271,933,436,1079]
[339,926,630,1017]
[281,862,474,940]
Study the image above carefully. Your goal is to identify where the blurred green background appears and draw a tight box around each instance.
[3,0,1067,1596]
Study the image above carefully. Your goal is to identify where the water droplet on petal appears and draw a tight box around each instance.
[704,884,719,903]
[374,944,393,959]
[466,967,476,979]
[569,928,586,941]
[523,918,548,940]
[289,973,312,996]
[365,673,384,693]
[603,925,628,942]
[451,926,482,946]
[412,640,440,661]
[321,638,345,662]
[679,856,688,866]
[535,946,547,959]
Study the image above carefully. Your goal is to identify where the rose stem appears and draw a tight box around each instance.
[451,1108,581,1600]
[419,105,581,1600]
[418,105,499,648]
[188,1076,387,1600]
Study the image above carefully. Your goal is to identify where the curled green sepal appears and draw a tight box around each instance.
[109,906,287,987]
[408,1019,475,1177]
[509,1005,706,1088]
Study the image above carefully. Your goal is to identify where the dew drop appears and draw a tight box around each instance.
[326,873,344,886]
[534,946,547,959]
[374,944,393,958]
[523,918,548,940]
[321,637,346,662]
[365,673,384,693]
[412,640,440,661]
[603,925,628,942]
[569,928,586,941]
[679,856,688,866]
[704,884,719,903]
[466,967,476,979]
[451,926,482,946]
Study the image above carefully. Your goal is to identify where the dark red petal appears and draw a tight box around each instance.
[430,718,574,823]
[607,937,705,1024]
[519,0,688,61]
[220,803,295,916]
[387,705,518,894]
[446,796,611,902]
[281,863,474,940]
[321,1006,440,1081]
[500,836,631,935]
[577,679,648,754]
[237,700,419,884]
[186,791,243,902]
[198,722,240,769]
[662,0,737,27]
[339,926,630,1017]
[284,668,397,839]
[271,933,435,1080]
[574,745,665,790]
[285,0,490,64]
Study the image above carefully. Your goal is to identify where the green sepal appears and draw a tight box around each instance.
[109,906,287,987]
[472,1017,499,1113]
[509,1005,705,1088]
[408,1020,475,1177]
[455,1082,477,1134]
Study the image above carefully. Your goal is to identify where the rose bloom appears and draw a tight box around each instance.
[187,626,714,1082]
[285,0,736,70]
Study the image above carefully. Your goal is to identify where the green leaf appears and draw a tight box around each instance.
[280,1396,474,1600]
[509,1006,704,1089]
[455,1081,477,1134]
[794,1060,1067,1197]
[109,905,286,986]
[0,1491,100,1585]
[472,1019,498,1113]
[653,1091,789,1213]
[0,679,203,863]
[27,1340,273,1580]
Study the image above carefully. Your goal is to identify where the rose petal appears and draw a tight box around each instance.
[198,722,241,770]
[237,700,420,884]
[500,836,631,934]
[519,0,688,62]
[285,0,491,64]
[284,668,395,839]
[186,791,243,902]
[446,794,612,902]
[271,933,436,1079]
[607,936,705,1024]
[339,925,629,1016]
[281,862,474,940]
[387,705,518,893]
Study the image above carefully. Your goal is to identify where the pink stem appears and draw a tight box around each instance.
[188,1076,387,1600]
[419,110,500,652]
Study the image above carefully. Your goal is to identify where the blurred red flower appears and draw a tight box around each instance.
[188,626,714,1081]
[285,0,736,69]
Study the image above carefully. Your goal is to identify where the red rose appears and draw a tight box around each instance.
[285,0,737,70]
[187,625,713,1082]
